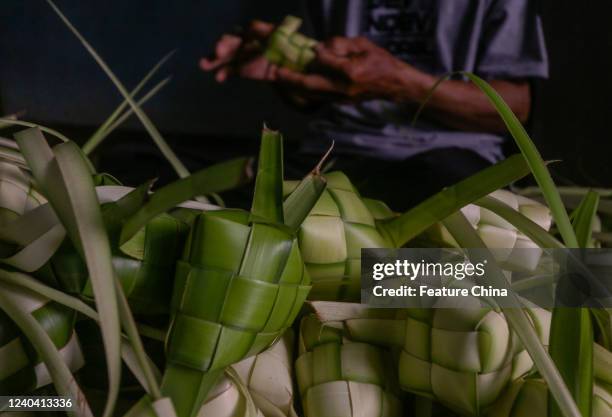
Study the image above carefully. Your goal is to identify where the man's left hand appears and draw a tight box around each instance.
[277,36,422,102]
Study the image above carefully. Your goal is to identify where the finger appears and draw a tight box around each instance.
[247,20,276,39]
[215,66,233,83]
[264,63,279,81]
[237,57,277,81]
[200,54,234,72]
[276,67,308,85]
[215,34,242,60]
[199,35,242,71]
[315,46,352,73]
[322,36,359,56]
[199,57,223,71]
[353,36,374,48]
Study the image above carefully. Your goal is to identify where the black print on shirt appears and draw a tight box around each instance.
[365,0,435,63]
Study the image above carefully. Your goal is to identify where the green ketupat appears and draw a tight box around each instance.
[162,128,325,417]
[264,16,317,72]
[295,313,401,417]
[489,378,612,417]
[311,301,552,417]
[0,285,83,395]
[0,138,189,315]
[232,330,298,417]
[46,213,188,315]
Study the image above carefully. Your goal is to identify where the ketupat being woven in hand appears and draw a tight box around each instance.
[162,128,326,417]
[0,285,83,395]
[264,16,317,72]
[311,301,552,417]
[295,314,401,417]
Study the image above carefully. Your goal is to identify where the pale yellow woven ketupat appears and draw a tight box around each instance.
[310,301,552,417]
[199,330,297,417]
[295,313,402,417]
[488,378,612,417]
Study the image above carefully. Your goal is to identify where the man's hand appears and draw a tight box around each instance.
[277,36,418,101]
[277,35,531,132]
[199,20,278,82]
[202,30,531,133]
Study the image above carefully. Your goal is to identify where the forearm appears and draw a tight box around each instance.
[392,67,531,133]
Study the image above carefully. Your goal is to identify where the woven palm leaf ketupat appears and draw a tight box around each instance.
[428,190,552,272]
[310,301,552,417]
[295,314,402,417]
[284,172,395,301]
[0,138,189,315]
[199,373,264,417]
[232,330,298,417]
[199,330,297,417]
[162,128,326,417]
[264,16,317,72]
[283,167,546,301]
[388,306,551,416]
[0,285,83,395]
[0,161,46,257]
[45,213,189,315]
[489,378,612,417]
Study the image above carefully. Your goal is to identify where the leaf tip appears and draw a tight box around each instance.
[312,140,334,175]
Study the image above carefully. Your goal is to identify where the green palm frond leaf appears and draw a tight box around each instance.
[46,0,189,178]
[0,284,83,396]
[15,128,121,417]
[0,282,91,417]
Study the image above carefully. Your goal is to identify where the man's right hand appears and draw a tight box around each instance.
[199,20,278,82]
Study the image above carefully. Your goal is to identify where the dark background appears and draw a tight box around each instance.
[534,1,612,186]
[1,1,611,186]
